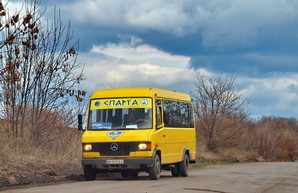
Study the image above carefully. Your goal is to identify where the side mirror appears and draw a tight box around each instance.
[78,114,83,130]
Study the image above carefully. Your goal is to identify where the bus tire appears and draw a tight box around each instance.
[149,154,161,180]
[178,154,189,177]
[171,163,180,177]
[84,166,97,181]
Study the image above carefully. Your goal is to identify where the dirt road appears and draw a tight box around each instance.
[2,162,298,193]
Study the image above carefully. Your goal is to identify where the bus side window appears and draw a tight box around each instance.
[156,100,162,128]
[164,110,169,125]
[156,106,162,127]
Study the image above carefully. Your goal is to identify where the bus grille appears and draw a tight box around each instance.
[91,142,139,156]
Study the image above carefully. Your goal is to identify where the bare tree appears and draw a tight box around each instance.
[193,73,248,152]
[0,0,85,144]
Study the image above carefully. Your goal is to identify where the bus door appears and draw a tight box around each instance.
[155,99,174,163]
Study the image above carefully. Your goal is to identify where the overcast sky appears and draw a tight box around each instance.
[8,0,298,118]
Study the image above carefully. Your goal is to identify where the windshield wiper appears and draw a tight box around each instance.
[113,127,138,130]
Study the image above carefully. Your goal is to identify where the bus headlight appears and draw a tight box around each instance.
[138,143,151,151]
[83,144,92,151]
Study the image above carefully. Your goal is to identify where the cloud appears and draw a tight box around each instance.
[78,39,298,118]
[3,0,27,14]
[57,0,298,50]
[11,0,298,54]
[59,0,201,36]
[189,53,298,77]
[199,0,298,50]
[78,39,197,93]
[288,84,298,95]
[239,75,298,118]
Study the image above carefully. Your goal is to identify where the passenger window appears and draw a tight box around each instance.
[163,100,194,128]
[155,100,162,128]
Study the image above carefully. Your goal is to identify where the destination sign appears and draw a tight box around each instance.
[90,98,152,109]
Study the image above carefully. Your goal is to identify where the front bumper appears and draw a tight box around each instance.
[82,158,155,170]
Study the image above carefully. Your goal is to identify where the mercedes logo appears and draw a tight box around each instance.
[110,143,118,151]
[94,101,101,107]
[141,99,148,106]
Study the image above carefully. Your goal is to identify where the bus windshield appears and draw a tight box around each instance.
[88,98,152,130]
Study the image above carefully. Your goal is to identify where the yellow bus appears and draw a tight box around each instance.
[78,87,196,180]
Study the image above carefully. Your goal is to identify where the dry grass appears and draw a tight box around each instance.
[196,117,298,163]
[0,124,83,188]
[196,145,262,163]
[254,126,298,161]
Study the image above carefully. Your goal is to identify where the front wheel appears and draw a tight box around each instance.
[84,166,97,181]
[178,154,189,177]
[149,154,161,180]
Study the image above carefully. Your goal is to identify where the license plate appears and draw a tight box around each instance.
[106,159,124,164]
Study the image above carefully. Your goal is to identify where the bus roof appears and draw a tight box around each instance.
[90,87,192,102]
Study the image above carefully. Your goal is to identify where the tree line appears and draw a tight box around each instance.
[194,73,298,161]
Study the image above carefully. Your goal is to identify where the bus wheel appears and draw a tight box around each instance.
[84,166,97,181]
[149,154,161,180]
[171,164,180,177]
[178,154,189,177]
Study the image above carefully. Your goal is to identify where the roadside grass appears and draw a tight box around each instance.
[191,161,233,167]
[190,160,256,168]
[0,127,83,188]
